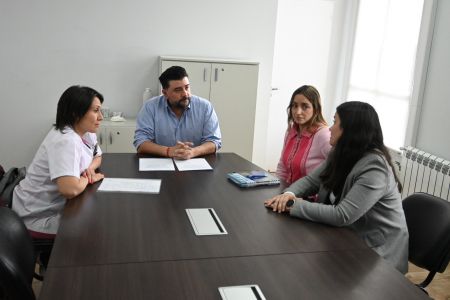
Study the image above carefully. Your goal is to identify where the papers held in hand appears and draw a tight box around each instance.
[227,171,280,188]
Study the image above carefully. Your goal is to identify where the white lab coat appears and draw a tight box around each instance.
[12,126,101,234]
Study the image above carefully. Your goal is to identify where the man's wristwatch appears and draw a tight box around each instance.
[286,199,295,207]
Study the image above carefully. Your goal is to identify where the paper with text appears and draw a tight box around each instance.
[98,178,161,194]
[174,158,212,171]
[139,158,175,171]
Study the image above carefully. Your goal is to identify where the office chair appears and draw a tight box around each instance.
[3,174,54,282]
[0,166,26,208]
[402,192,450,293]
[0,207,36,300]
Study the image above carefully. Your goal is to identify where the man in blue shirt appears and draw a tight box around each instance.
[134,66,222,160]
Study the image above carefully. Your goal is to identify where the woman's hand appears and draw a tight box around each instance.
[83,166,97,184]
[264,193,296,213]
[83,156,102,183]
[82,170,104,184]
[91,172,105,183]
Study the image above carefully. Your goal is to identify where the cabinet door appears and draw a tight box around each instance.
[161,60,211,99]
[96,127,107,152]
[210,63,259,161]
[106,127,136,153]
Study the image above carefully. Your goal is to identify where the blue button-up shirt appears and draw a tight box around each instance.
[134,95,222,150]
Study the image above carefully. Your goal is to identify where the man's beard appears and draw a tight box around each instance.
[176,97,190,109]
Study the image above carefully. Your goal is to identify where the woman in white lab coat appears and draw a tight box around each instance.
[12,85,105,266]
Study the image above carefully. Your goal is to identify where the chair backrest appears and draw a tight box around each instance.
[0,207,36,300]
[403,193,450,273]
[0,166,26,208]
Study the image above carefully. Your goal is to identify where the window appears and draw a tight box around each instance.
[346,0,424,150]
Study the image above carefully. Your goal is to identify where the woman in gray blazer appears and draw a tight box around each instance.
[264,101,409,273]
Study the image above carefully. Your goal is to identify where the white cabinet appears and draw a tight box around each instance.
[160,56,259,161]
[97,119,136,153]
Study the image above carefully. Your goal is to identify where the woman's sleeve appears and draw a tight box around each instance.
[47,137,81,180]
[289,156,389,226]
[316,127,332,157]
[276,129,290,180]
[284,160,325,197]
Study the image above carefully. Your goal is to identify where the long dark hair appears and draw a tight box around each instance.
[55,85,104,132]
[287,85,327,131]
[320,101,401,202]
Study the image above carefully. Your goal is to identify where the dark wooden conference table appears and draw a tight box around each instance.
[39,153,428,300]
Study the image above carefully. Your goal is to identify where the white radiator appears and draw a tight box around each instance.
[398,146,450,201]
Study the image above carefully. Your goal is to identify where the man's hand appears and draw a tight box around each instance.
[171,141,196,160]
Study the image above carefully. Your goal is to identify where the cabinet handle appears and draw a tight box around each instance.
[203,68,207,82]
[109,132,113,144]
[214,68,218,82]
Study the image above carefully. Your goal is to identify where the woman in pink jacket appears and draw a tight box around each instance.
[276,85,331,185]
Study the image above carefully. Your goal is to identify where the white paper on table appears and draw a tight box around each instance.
[174,158,212,171]
[98,178,161,194]
[139,158,175,171]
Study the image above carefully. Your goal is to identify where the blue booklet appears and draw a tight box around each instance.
[227,171,280,188]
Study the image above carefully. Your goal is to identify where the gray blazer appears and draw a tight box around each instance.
[287,152,409,273]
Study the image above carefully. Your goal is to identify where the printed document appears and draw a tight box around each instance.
[98,178,161,194]
[139,158,175,171]
[174,158,212,171]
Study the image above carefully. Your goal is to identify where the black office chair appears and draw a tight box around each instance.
[1,169,54,282]
[0,207,36,300]
[0,166,26,208]
[403,192,450,293]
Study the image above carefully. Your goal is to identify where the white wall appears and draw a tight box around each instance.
[1,0,448,170]
[415,0,450,160]
[0,0,277,168]
[266,0,337,171]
